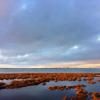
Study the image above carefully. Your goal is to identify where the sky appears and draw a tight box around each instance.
[0,0,100,68]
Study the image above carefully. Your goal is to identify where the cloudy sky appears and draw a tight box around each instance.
[0,0,100,67]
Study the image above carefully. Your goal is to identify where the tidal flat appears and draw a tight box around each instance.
[0,72,100,100]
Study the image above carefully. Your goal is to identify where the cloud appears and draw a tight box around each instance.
[0,0,100,66]
[0,60,100,68]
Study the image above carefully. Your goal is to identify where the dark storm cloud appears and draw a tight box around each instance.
[0,0,100,65]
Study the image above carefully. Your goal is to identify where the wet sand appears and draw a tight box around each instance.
[0,73,100,100]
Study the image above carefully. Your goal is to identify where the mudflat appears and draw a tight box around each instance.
[0,73,100,100]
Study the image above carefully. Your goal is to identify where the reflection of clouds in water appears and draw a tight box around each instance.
[0,79,99,100]
[0,79,27,85]
[0,79,11,85]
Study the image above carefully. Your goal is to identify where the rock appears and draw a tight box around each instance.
[92,92,100,100]
[63,96,67,100]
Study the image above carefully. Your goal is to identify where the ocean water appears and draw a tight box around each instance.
[0,68,99,100]
[0,68,100,73]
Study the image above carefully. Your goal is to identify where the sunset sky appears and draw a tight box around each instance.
[0,0,100,68]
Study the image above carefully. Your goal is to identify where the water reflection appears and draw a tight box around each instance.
[0,73,99,100]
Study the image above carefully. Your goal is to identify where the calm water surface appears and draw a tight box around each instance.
[0,68,100,73]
